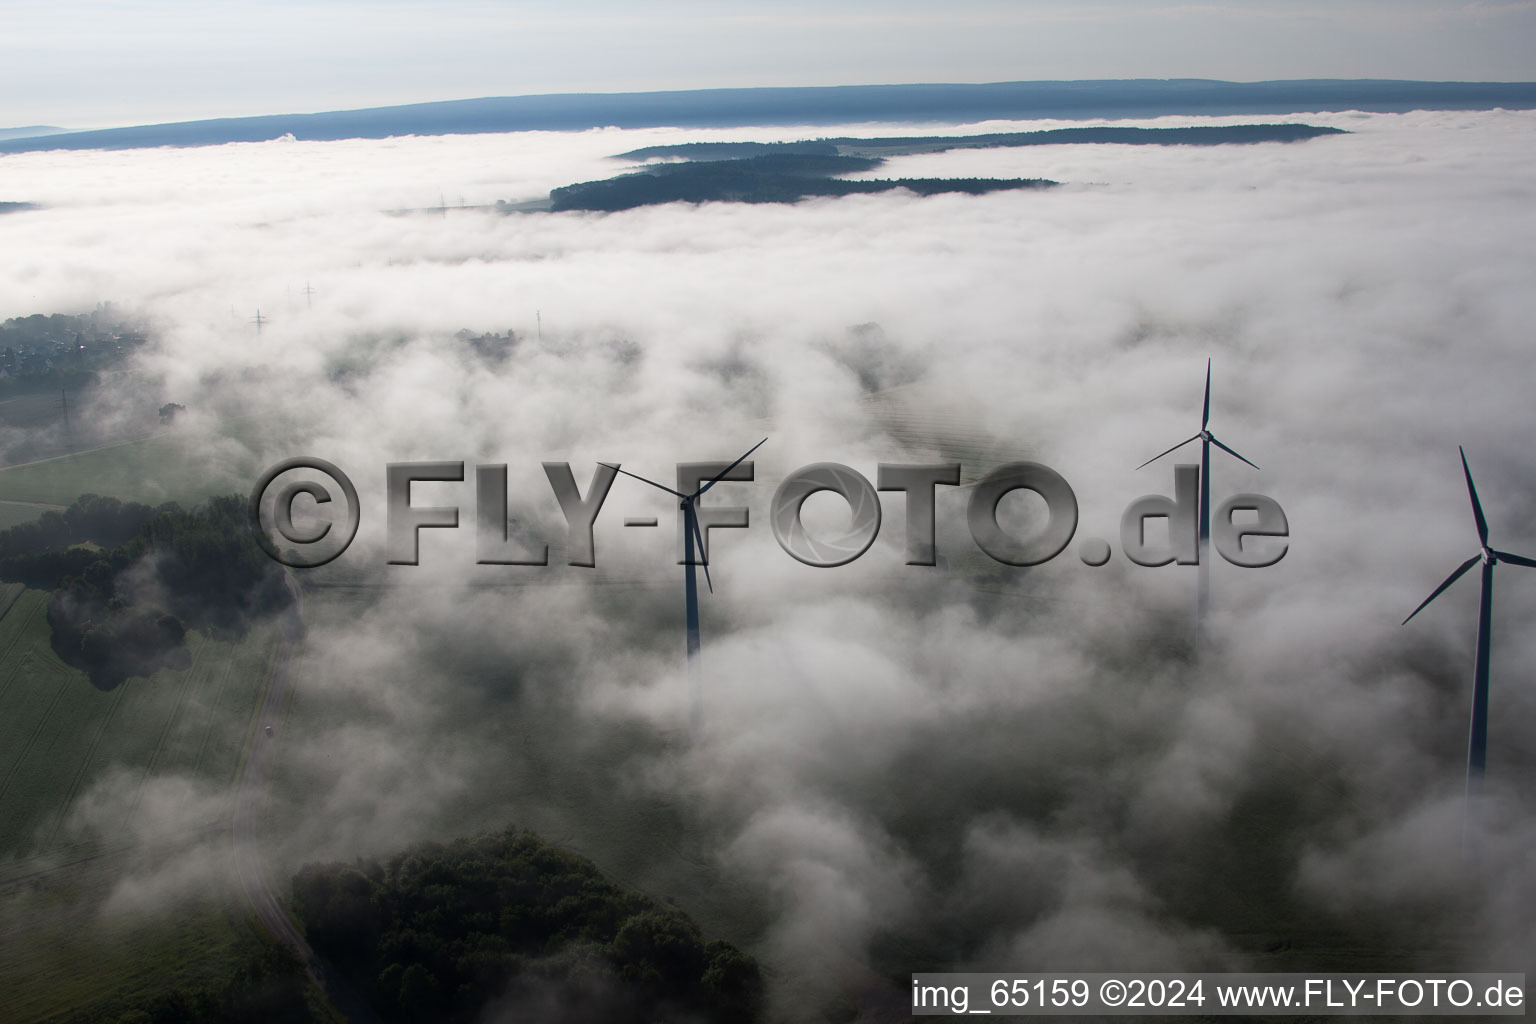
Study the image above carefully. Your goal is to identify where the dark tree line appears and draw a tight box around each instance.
[615,123,1348,161]
[617,140,841,160]
[0,493,291,686]
[291,826,764,1023]
[0,493,159,564]
[548,152,1056,212]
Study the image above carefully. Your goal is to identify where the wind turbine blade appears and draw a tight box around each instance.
[1202,358,1211,431]
[599,463,686,498]
[690,509,713,594]
[1460,447,1489,548]
[1492,549,1536,570]
[1402,554,1480,625]
[693,437,768,498]
[1209,435,1260,471]
[1135,434,1201,471]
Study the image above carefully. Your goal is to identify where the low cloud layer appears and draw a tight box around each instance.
[2,109,1534,1018]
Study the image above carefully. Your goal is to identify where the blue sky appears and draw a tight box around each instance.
[4,0,1535,128]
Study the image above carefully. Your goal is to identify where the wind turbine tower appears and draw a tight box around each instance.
[1403,447,1536,796]
[603,438,767,731]
[1136,359,1259,651]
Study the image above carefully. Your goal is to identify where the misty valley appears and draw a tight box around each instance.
[1,95,1533,1024]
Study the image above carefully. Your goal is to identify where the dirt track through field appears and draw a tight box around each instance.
[230,574,382,1023]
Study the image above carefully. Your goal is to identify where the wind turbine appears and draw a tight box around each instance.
[602,438,766,730]
[1403,447,1536,795]
[603,438,766,657]
[1136,359,1259,651]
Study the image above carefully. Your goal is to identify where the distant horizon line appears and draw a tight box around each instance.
[5,77,1535,155]
[14,75,1536,126]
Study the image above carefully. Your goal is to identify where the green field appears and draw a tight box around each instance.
[0,433,252,509]
[0,582,283,1022]
[0,588,276,858]
[0,422,308,1021]
[0,878,260,1024]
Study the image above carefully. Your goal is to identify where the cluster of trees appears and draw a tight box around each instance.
[47,585,193,685]
[0,493,291,686]
[548,153,1055,212]
[550,152,876,211]
[453,327,518,363]
[291,826,763,1023]
[0,493,158,567]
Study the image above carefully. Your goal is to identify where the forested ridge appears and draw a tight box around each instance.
[549,152,1055,211]
[542,124,1343,212]
[615,122,1348,160]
